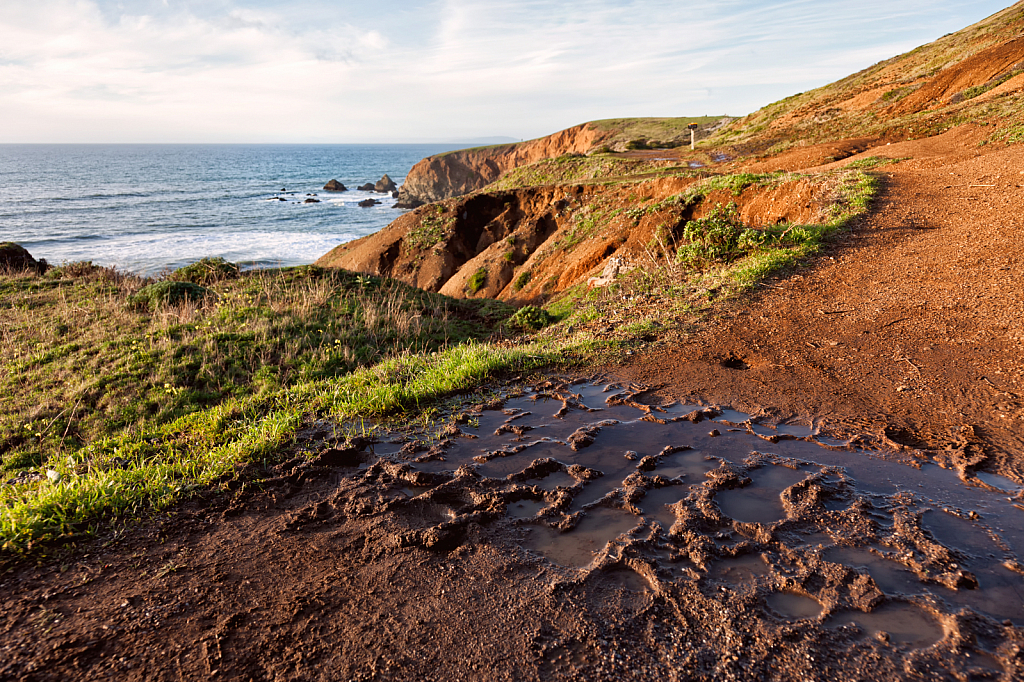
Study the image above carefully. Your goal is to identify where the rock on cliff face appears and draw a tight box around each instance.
[395,123,610,207]
[0,242,44,272]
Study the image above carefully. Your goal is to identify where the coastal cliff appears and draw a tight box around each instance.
[317,171,831,303]
[396,124,604,206]
[396,118,731,206]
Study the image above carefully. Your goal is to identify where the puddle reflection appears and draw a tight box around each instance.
[828,603,943,648]
[382,380,1024,631]
[522,508,640,567]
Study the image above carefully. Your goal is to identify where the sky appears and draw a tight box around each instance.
[0,0,1015,143]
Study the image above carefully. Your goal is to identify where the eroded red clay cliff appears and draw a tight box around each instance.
[396,124,610,206]
[317,177,831,303]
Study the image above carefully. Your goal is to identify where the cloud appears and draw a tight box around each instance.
[0,0,1012,142]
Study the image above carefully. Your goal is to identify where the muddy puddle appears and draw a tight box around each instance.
[353,378,1024,659]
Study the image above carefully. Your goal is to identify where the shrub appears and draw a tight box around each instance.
[172,257,240,285]
[514,270,532,291]
[44,261,100,280]
[130,281,213,310]
[509,305,553,331]
[467,267,488,294]
[676,202,748,266]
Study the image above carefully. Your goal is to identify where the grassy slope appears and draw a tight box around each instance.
[587,116,729,145]
[712,2,1024,150]
[0,263,558,551]
[0,264,513,471]
[485,155,700,191]
[437,116,731,160]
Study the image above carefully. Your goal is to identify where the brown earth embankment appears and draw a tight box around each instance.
[318,176,832,303]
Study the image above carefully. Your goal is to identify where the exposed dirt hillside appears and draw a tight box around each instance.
[712,2,1024,153]
[318,171,837,303]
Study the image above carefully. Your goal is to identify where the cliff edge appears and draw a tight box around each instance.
[397,118,731,206]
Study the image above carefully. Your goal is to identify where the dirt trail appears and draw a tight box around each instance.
[619,125,1024,483]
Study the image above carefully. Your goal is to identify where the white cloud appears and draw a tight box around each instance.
[0,0,1012,142]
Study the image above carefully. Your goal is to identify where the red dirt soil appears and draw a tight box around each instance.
[616,124,1024,484]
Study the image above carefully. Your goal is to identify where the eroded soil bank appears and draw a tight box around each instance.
[611,128,1024,484]
[2,379,1022,681]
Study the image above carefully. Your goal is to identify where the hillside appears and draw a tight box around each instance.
[393,1,1024,210]
[712,2,1024,154]
[323,2,1024,305]
[395,117,730,206]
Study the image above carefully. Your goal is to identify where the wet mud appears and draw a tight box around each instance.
[356,378,1024,677]
[4,377,1024,681]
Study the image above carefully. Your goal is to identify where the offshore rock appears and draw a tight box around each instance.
[393,195,425,209]
[375,174,398,193]
[357,183,376,191]
[323,179,347,191]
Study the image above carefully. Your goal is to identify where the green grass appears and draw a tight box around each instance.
[486,154,693,191]
[466,267,488,294]
[0,264,512,480]
[0,341,558,553]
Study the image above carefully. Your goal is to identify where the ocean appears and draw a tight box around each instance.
[0,144,462,275]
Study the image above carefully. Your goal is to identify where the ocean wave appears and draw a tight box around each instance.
[0,143,461,272]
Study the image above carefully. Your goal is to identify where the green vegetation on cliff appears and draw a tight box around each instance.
[588,116,731,149]
[542,166,879,332]
[486,154,699,191]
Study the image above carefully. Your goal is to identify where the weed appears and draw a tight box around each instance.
[171,257,240,285]
[467,267,488,294]
[129,281,213,311]
[406,205,454,250]
[508,306,553,331]
[843,156,905,170]
[676,203,749,267]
